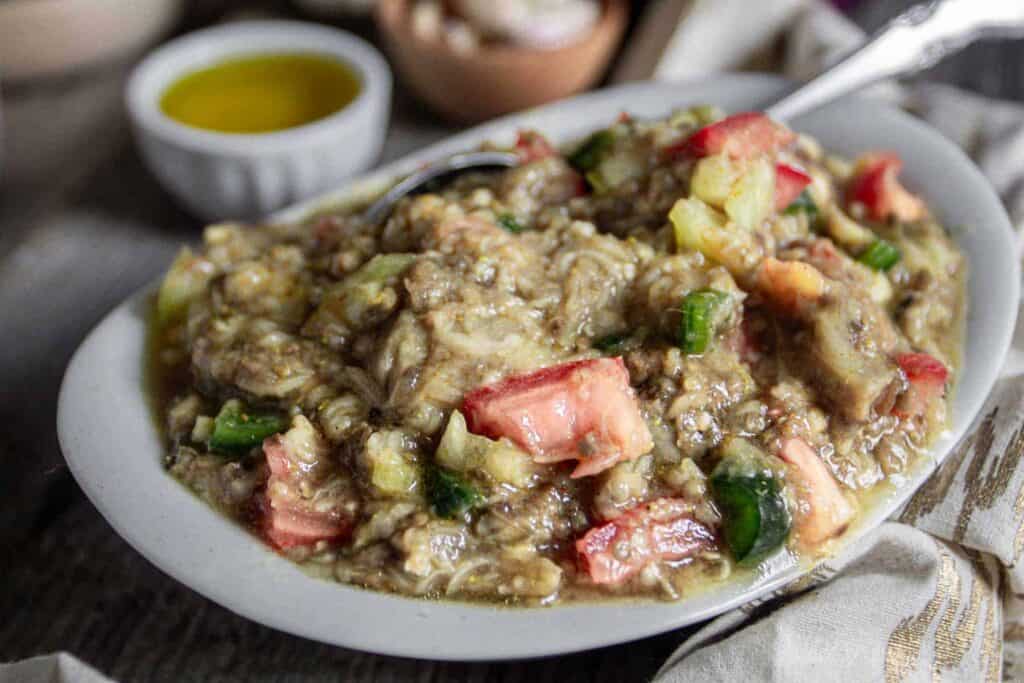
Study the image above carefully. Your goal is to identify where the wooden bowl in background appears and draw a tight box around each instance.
[375,0,627,123]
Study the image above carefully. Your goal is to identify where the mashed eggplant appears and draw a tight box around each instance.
[152,109,965,604]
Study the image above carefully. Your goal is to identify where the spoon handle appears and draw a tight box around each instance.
[766,0,1024,122]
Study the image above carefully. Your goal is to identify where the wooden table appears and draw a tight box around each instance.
[2,2,1021,680]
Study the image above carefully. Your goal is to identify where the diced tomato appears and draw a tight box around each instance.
[807,238,841,264]
[847,152,925,222]
[260,494,351,550]
[260,417,351,550]
[727,307,765,364]
[617,111,632,124]
[893,352,948,418]
[572,171,588,197]
[462,357,654,478]
[576,498,716,585]
[665,112,797,160]
[777,438,856,547]
[756,257,829,316]
[774,163,812,211]
[514,130,558,164]
[312,215,343,247]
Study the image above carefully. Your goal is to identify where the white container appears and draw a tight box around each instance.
[126,20,392,221]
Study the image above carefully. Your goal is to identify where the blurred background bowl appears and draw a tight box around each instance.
[375,0,627,124]
[0,0,184,82]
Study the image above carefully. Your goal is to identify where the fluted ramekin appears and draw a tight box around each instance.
[126,20,391,221]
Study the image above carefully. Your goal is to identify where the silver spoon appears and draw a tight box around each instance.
[767,0,1024,122]
[363,151,519,225]
[365,0,1024,224]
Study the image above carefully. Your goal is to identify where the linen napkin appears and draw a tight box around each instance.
[615,2,1024,681]
[0,653,115,683]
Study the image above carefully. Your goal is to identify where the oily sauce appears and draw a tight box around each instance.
[160,53,362,134]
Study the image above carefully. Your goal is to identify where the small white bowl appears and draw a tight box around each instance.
[126,20,392,221]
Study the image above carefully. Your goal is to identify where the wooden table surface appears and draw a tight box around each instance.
[2,2,1022,681]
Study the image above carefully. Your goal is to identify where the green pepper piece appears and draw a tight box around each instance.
[679,289,730,355]
[783,189,819,219]
[426,467,482,519]
[711,473,790,565]
[209,400,288,454]
[593,332,630,354]
[497,213,525,234]
[355,253,418,282]
[857,239,901,271]
[710,439,791,565]
[569,129,615,172]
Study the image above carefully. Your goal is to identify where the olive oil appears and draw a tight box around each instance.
[160,53,362,134]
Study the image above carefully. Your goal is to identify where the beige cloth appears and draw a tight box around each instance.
[617,2,1024,681]
[0,653,115,683]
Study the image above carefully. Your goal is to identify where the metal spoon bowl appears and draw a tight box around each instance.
[362,151,518,224]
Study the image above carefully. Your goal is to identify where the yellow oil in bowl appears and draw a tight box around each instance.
[160,53,362,134]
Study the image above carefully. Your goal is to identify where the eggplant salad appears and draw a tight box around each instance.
[151,107,965,604]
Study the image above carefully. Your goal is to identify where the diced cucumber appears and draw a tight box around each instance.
[691,154,741,208]
[156,247,215,327]
[436,411,536,488]
[352,253,418,283]
[592,151,646,192]
[710,437,791,565]
[824,205,876,252]
[724,157,775,230]
[670,197,761,275]
[308,253,416,333]
[364,430,422,497]
[669,105,725,129]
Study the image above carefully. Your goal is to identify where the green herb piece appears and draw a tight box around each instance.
[209,400,288,454]
[679,289,730,355]
[593,332,630,354]
[497,213,525,234]
[857,239,901,271]
[568,129,615,172]
[783,189,819,218]
[426,467,482,519]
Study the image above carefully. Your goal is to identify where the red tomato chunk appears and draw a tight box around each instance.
[514,129,558,164]
[847,152,925,222]
[774,163,812,211]
[260,496,351,550]
[894,352,949,418]
[777,438,856,547]
[261,417,351,549]
[462,357,654,478]
[666,112,797,160]
[576,498,716,585]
